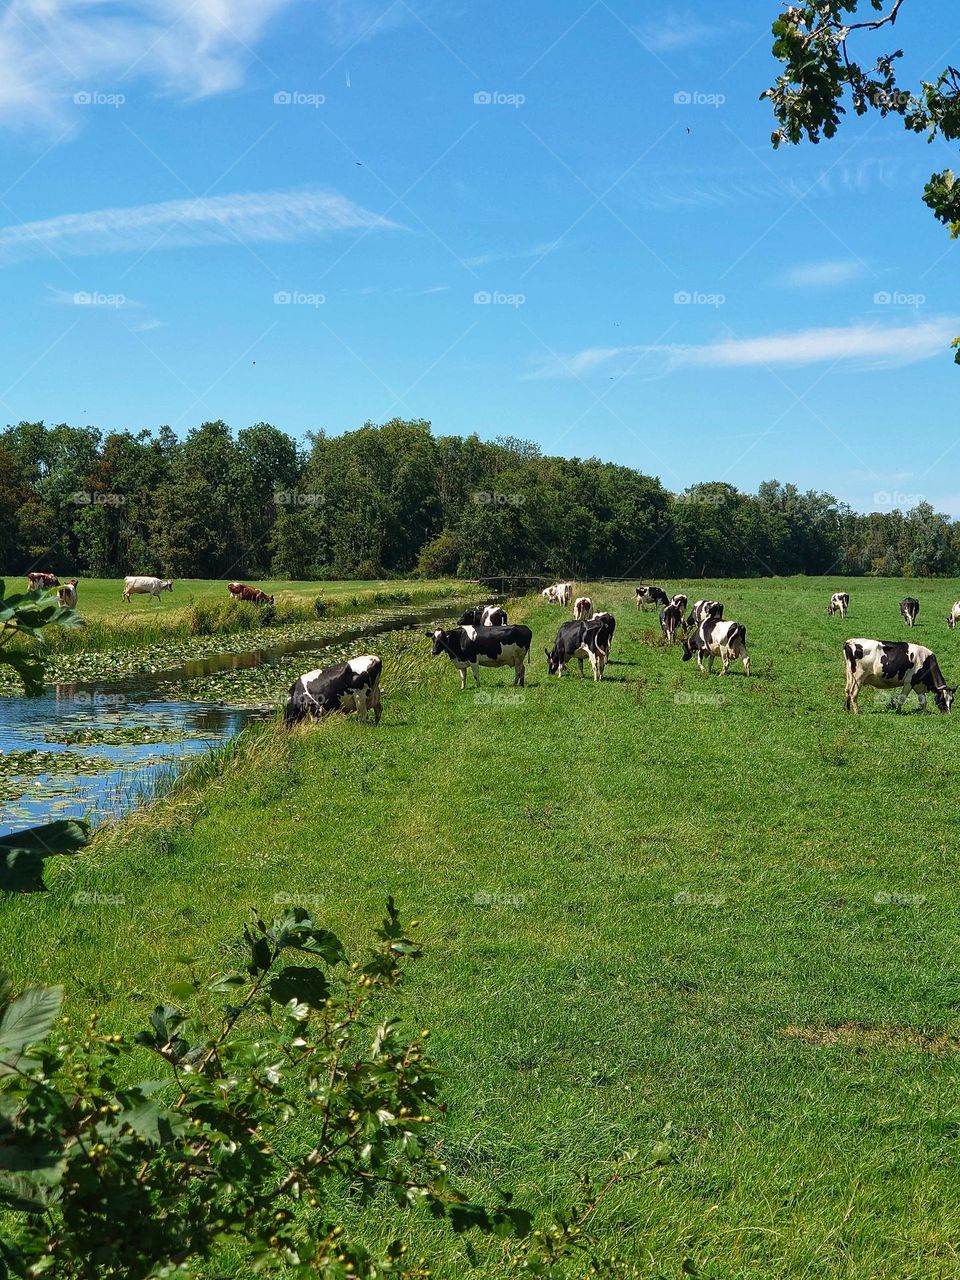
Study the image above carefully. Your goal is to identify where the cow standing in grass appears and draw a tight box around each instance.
[948,601,960,630]
[573,595,592,620]
[284,655,383,726]
[545,619,607,680]
[122,575,173,603]
[660,600,684,643]
[429,624,532,688]
[681,618,749,676]
[900,597,920,627]
[589,611,616,657]
[229,583,275,605]
[671,593,688,613]
[27,571,59,589]
[636,585,669,611]
[57,580,78,608]
[828,592,849,617]
[843,639,955,713]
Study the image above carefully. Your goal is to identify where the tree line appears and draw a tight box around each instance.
[1,417,957,581]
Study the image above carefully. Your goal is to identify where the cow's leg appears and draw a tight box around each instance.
[705,653,714,675]
[471,663,480,687]
[915,689,927,712]
[514,659,525,687]
[578,656,585,677]
[371,686,383,724]
[458,666,467,691]
[354,687,369,722]
[742,651,750,676]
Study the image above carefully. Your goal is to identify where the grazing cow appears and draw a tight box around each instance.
[122,575,174,603]
[26,571,59,589]
[681,618,750,676]
[228,582,274,605]
[900,597,920,627]
[828,592,849,618]
[685,599,724,629]
[56,579,78,608]
[843,639,955,714]
[429,624,532,689]
[635,585,669,610]
[573,595,592,621]
[671,593,688,612]
[948,601,960,630]
[545,619,607,680]
[589,611,616,657]
[660,601,684,644]
[542,582,572,605]
[284,655,383,726]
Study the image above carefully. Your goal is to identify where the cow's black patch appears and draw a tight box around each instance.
[879,643,912,682]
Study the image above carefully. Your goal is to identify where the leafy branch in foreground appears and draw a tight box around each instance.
[765,3,960,357]
[0,901,644,1279]
[0,582,84,699]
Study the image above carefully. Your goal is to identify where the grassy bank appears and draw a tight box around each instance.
[28,576,470,650]
[4,576,960,1276]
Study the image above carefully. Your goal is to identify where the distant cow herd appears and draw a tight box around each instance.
[17,572,960,721]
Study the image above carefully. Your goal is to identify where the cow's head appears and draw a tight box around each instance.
[680,634,699,662]
[544,646,562,676]
[427,628,451,657]
[935,684,957,713]
[162,580,174,591]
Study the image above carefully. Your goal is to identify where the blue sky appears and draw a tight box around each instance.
[3,0,959,512]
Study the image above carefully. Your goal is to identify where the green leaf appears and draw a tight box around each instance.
[268,965,329,1009]
[0,820,90,894]
[0,986,62,1077]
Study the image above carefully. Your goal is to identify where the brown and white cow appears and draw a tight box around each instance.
[681,618,749,676]
[843,639,955,713]
[27,571,59,589]
[229,582,274,605]
[573,595,592,621]
[56,579,79,608]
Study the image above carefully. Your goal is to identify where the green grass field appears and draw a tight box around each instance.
[5,575,960,1276]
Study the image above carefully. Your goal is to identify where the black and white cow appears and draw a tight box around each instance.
[671,593,688,612]
[900,597,920,627]
[545,619,607,680]
[660,601,684,643]
[827,592,849,618]
[457,604,508,627]
[284,655,383,727]
[681,618,749,676]
[948,601,960,630]
[843,639,955,713]
[635,585,670,611]
[573,595,592,620]
[684,599,723,629]
[429,624,532,688]
[589,611,616,656]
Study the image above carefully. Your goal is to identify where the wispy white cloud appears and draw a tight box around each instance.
[0,190,399,265]
[634,12,742,53]
[462,240,562,269]
[779,260,867,289]
[527,318,960,379]
[0,0,303,127]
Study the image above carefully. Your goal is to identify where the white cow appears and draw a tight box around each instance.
[947,601,960,630]
[123,575,174,603]
[681,618,750,676]
[542,581,573,606]
[843,639,955,713]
